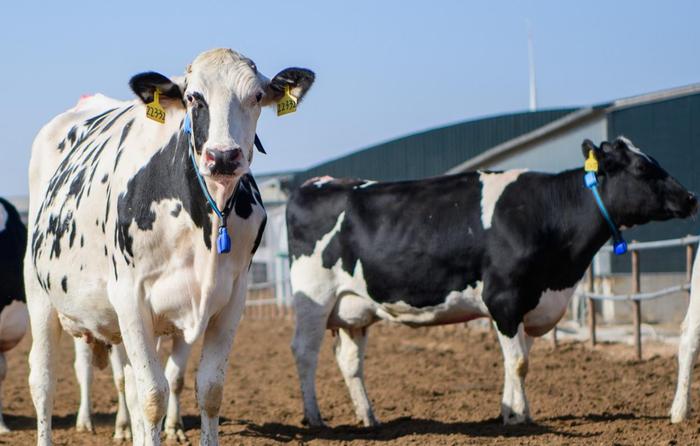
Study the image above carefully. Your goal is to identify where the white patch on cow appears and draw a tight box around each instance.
[0,202,7,233]
[312,176,335,188]
[0,301,28,352]
[479,169,528,230]
[618,136,652,162]
[522,287,575,337]
[356,180,377,189]
[375,282,489,326]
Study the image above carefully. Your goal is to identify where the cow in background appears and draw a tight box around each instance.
[287,137,697,427]
[0,198,30,432]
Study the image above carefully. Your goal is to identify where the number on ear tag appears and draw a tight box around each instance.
[277,85,297,117]
[584,150,598,172]
[146,89,166,124]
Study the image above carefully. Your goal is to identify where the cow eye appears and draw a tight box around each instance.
[186,94,194,104]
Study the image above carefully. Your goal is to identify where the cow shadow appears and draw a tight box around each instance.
[231,415,597,443]
[3,412,117,431]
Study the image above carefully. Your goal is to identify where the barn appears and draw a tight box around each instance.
[255,83,700,323]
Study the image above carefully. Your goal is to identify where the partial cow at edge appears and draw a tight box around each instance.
[671,251,700,423]
[0,198,29,433]
[287,137,697,427]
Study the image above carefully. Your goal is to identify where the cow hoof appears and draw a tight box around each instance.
[670,403,689,424]
[164,425,188,443]
[113,425,132,442]
[76,419,95,433]
[502,413,531,425]
[301,416,326,428]
[360,415,380,427]
[0,422,10,434]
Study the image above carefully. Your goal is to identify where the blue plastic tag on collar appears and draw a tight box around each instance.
[217,227,231,254]
[584,171,598,188]
[183,113,192,134]
[613,239,627,255]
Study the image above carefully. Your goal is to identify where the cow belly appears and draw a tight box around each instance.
[375,283,489,327]
[0,301,28,351]
[523,287,575,337]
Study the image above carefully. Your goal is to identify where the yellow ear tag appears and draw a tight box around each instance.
[146,89,166,124]
[584,150,598,172]
[277,85,298,117]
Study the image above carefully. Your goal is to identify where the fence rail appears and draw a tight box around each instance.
[575,235,697,360]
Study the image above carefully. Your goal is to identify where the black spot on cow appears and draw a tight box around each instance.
[100,106,134,134]
[61,276,68,293]
[57,139,65,152]
[101,174,109,184]
[171,203,182,217]
[112,255,118,280]
[80,235,84,248]
[116,130,213,263]
[69,220,76,248]
[252,215,267,255]
[67,126,78,145]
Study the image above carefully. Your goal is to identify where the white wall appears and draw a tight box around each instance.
[483,117,607,173]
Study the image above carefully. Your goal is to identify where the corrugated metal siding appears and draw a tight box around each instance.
[608,93,700,273]
[294,108,577,184]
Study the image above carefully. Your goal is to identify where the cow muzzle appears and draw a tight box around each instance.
[203,147,243,177]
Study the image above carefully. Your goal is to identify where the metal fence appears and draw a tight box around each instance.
[574,235,698,359]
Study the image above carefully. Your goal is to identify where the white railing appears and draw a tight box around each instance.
[571,235,697,359]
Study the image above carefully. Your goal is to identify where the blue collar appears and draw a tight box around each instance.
[184,113,234,254]
[584,171,627,255]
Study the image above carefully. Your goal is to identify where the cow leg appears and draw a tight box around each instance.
[73,337,95,433]
[291,291,336,427]
[671,261,700,423]
[114,301,167,446]
[197,278,247,446]
[333,327,378,427]
[0,352,9,433]
[124,362,145,446]
[494,322,531,425]
[109,344,131,442]
[28,298,62,446]
[164,333,191,443]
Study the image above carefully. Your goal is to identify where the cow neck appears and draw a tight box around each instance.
[546,168,617,261]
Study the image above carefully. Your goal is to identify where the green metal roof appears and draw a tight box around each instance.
[294,108,578,184]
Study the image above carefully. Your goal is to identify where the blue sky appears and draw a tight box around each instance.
[1,0,698,196]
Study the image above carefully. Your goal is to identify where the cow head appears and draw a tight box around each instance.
[129,48,314,189]
[581,137,697,226]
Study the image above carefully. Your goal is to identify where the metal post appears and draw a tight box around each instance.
[587,266,596,347]
[551,326,558,348]
[632,250,642,360]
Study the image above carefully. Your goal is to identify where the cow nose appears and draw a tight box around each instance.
[204,147,242,176]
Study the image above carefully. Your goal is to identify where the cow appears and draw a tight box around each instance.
[0,198,30,432]
[671,252,700,423]
[25,48,314,446]
[286,137,697,428]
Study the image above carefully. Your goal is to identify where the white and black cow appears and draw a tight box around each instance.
[287,137,697,427]
[0,198,30,433]
[25,48,314,446]
[670,252,700,423]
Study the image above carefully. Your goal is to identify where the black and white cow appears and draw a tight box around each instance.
[287,137,697,427]
[25,48,314,446]
[0,198,29,433]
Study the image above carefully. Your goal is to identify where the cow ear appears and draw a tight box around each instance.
[262,68,315,106]
[129,72,184,105]
[581,139,599,159]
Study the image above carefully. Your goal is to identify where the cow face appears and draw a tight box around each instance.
[129,48,314,187]
[581,137,697,226]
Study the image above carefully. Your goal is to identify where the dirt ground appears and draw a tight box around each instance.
[1,319,700,445]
